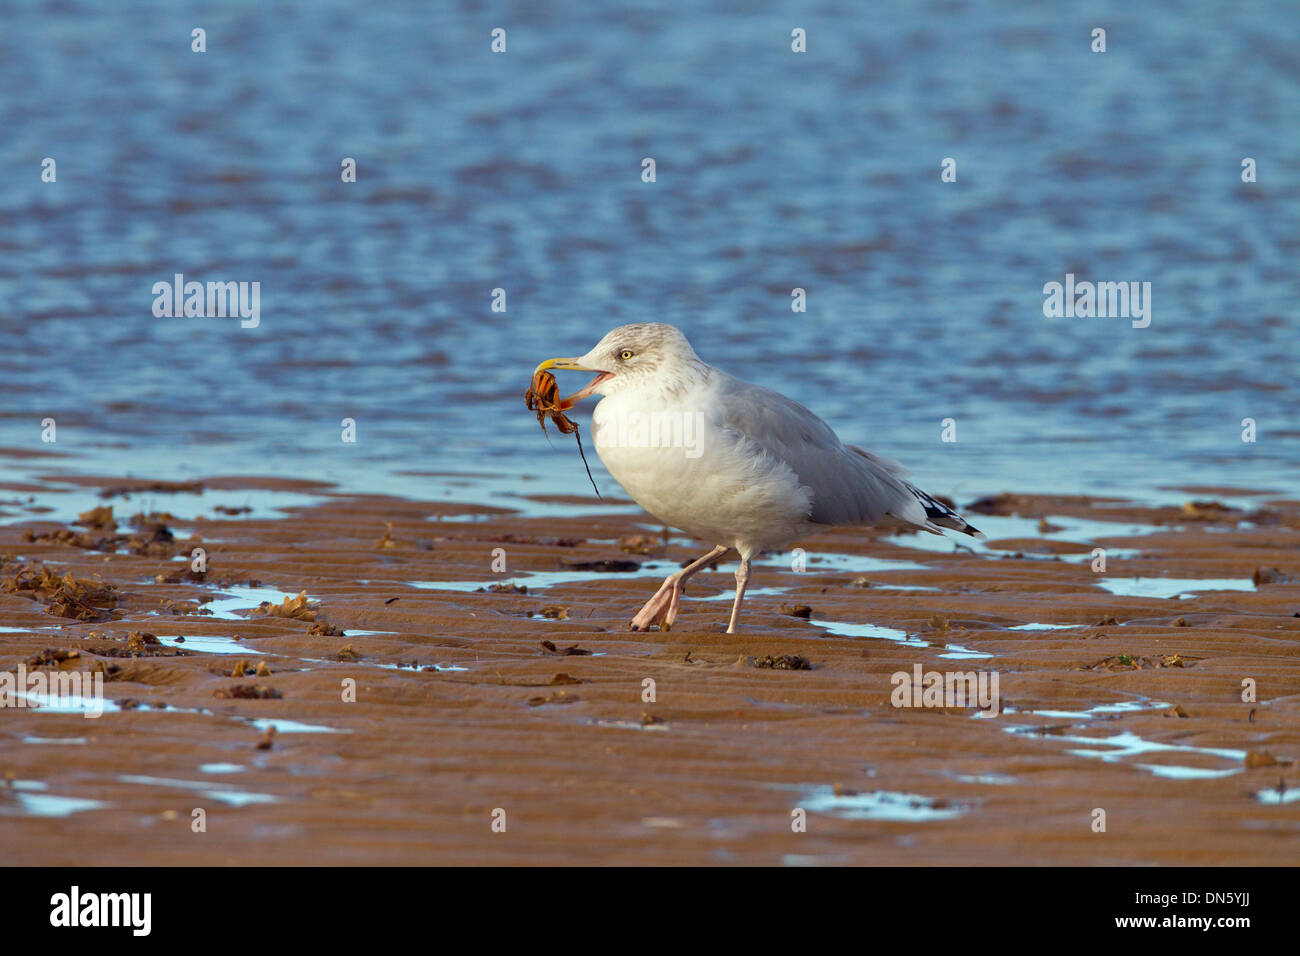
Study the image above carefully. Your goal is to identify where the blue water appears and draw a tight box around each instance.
[1,0,1296,506]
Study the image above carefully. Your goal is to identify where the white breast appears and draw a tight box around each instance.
[589,383,813,555]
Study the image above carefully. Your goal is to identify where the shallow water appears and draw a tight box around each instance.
[943,772,1017,786]
[1256,786,1300,806]
[1008,623,1082,631]
[808,617,994,661]
[938,643,993,660]
[118,773,277,807]
[0,1,1295,507]
[1095,576,1255,600]
[21,736,87,745]
[159,632,263,655]
[798,786,969,822]
[1025,699,1170,720]
[808,617,923,646]
[18,691,121,716]
[1006,723,1247,781]
[246,717,346,734]
[200,585,320,622]
[1,781,106,818]
[411,564,672,593]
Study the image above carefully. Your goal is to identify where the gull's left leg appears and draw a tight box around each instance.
[630,544,729,632]
[725,555,753,634]
[660,545,729,630]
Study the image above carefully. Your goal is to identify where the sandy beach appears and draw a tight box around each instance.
[2,459,1297,865]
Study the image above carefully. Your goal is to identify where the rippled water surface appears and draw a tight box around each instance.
[2,1,1296,502]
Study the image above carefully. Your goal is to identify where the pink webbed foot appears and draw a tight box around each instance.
[629,576,682,632]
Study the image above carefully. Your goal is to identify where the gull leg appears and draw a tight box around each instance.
[725,556,752,634]
[661,545,729,630]
[630,544,729,632]
[629,576,675,632]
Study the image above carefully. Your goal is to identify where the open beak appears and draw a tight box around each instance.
[534,357,613,409]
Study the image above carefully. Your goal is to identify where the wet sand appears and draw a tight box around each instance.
[1,471,1298,865]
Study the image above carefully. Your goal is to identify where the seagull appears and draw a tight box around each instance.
[534,323,981,634]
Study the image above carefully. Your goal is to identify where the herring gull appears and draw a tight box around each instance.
[534,323,981,633]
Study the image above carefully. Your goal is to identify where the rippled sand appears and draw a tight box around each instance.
[2,469,1297,864]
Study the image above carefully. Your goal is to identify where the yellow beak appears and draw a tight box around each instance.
[534,357,592,375]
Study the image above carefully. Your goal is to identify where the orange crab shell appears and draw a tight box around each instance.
[525,369,580,435]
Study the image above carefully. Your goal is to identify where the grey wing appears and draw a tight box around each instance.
[714,374,973,533]
[850,446,982,536]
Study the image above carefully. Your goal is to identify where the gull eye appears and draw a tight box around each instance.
[618,349,634,361]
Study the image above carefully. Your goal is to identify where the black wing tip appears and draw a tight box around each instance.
[909,482,982,539]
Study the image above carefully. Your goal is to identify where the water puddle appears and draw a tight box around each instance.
[18,692,122,715]
[808,618,924,647]
[1,780,106,817]
[159,632,263,656]
[1256,786,1300,805]
[118,774,277,807]
[938,643,993,660]
[246,717,347,734]
[809,618,994,660]
[594,719,669,732]
[1073,547,1142,562]
[1139,764,1242,780]
[1008,622,1082,631]
[688,586,787,602]
[198,763,245,774]
[1095,577,1255,600]
[799,786,969,821]
[889,513,1168,560]
[945,772,1018,786]
[200,585,318,620]
[22,694,211,719]
[863,584,942,592]
[0,483,329,528]
[411,564,671,593]
[1023,699,1169,720]
[22,736,87,745]
[1005,725,1246,779]
[965,514,1160,543]
[773,552,928,574]
[145,585,323,654]
[430,485,643,520]
[297,656,469,673]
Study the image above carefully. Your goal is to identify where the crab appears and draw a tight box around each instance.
[524,368,601,496]
[525,368,580,436]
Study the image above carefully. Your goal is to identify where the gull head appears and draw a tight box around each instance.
[534,322,705,407]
